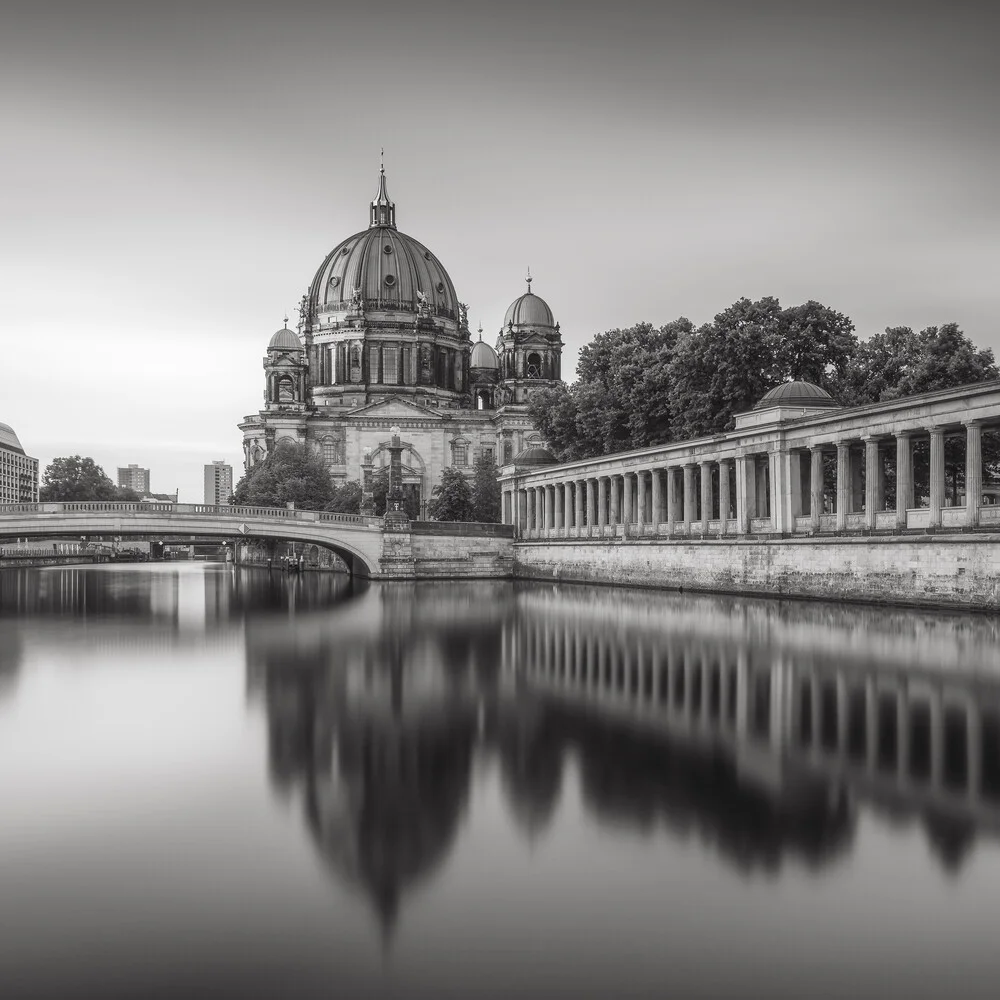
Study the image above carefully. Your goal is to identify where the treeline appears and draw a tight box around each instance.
[527,297,998,461]
[230,443,502,522]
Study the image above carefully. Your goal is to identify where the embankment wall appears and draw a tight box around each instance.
[513,534,1000,610]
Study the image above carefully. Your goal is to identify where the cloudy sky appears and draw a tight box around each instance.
[2,0,997,500]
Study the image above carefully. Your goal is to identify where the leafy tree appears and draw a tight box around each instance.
[230,442,334,509]
[427,467,473,522]
[39,456,137,502]
[470,456,502,522]
[777,300,857,388]
[325,479,362,514]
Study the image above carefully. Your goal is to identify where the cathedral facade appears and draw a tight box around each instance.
[238,167,562,517]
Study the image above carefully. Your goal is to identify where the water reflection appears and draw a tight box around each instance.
[246,580,1000,935]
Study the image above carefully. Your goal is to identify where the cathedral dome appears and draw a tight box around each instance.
[754,380,839,409]
[269,326,304,351]
[470,336,499,369]
[503,290,555,329]
[308,167,460,322]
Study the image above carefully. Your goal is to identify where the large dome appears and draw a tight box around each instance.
[754,380,840,409]
[308,168,460,322]
[503,290,555,329]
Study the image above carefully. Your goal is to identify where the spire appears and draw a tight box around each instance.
[525,267,532,293]
[478,324,483,342]
[370,152,396,229]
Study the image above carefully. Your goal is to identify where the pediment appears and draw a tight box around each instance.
[345,397,445,420]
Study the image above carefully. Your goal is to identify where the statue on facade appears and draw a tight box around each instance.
[416,288,430,317]
[459,302,469,329]
[351,285,363,311]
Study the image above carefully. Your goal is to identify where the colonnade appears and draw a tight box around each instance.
[513,616,1000,809]
[503,416,996,538]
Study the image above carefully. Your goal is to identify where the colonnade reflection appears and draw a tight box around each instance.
[246,582,1000,933]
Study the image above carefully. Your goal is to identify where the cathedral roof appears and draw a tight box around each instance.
[503,271,555,329]
[0,421,25,455]
[470,334,499,369]
[307,167,460,322]
[268,326,304,351]
[754,380,839,409]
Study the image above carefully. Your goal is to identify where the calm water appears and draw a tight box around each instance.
[2,565,1000,999]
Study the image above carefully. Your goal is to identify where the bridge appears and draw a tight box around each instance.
[0,502,514,579]
[0,502,382,577]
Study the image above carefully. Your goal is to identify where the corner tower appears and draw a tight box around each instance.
[496,271,563,405]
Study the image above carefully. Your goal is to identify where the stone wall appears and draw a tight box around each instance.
[379,529,514,579]
[513,534,1000,610]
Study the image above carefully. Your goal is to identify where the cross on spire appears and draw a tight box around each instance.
[525,266,532,292]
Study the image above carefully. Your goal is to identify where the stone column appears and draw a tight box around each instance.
[610,475,621,525]
[622,473,633,526]
[896,432,913,529]
[536,487,544,532]
[554,483,564,529]
[719,459,731,534]
[735,456,750,534]
[836,441,850,531]
[966,420,983,527]
[929,426,945,529]
[700,460,712,533]
[666,468,678,533]
[864,436,880,530]
[683,465,696,533]
[575,480,585,532]
[518,489,527,533]
[636,471,647,527]
[810,445,824,531]
[586,479,596,529]
[598,477,608,527]
[651,468,662,530]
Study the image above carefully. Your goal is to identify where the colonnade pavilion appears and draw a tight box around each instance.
[499,378,1000,538]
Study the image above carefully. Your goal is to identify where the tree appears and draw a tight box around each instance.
[230,442,334,509]
[325,480,362,514]
[470,456,502,522]
[777,300,857,388]
[427,467,473,522]
[39,456,136,502]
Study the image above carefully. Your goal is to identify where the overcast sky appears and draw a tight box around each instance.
[2,0,998,501]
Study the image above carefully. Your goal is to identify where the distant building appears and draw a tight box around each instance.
[117,464,150,494]
[0,421,39,503]
[140,491,178,504]
[204,461,233,505]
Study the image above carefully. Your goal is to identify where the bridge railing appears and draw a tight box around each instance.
[0,502,368,525]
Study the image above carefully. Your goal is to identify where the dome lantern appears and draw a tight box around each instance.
[369,155,396,229]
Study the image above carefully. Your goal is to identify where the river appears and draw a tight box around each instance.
[2,563,1000,999]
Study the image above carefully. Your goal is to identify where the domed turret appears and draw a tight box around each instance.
[470,334,499,370]
[513,446,557,467]
[496,270,563,399]
[268,326,304,352]
[503,291,555,329]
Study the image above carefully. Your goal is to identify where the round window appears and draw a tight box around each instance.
[436,281,445,293]
[328,275,340,287]
[383,244,393,255]
[384,274,396,287]
[340,245,351,255]
[423,250,431,260]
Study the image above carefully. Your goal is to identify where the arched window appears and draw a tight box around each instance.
[350,345,362,383]
[526,352,541,378]
[277,376,294,402]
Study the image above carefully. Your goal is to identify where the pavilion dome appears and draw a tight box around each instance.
[0,421,25,455]
[268,327,304,351]
[470,336,499,369]
[307,167,460,322]
[513,446,557,466]
[754,380,840,410]
[503,272,555,329]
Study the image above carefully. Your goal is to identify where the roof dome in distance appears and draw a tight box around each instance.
[470,334,499,369]
[754,380,840,410]
[513,446,557,466]
[269,326,304,351]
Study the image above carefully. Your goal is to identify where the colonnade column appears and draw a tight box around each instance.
[896,432,913,529]
[810,446,823,531]
[563,482,572,529]
[666,468,677,533]
[586,479,596,530]
[735,456,750,534]
[836,441,850,531]
[700,460,712,533]
[929,426,945,529]
[533,487,542,532]
[719,460,731,534]
[598,477,608,527]
[864,436,881,530]
[622,473,633,527]
[966,420,983,527]
[610,475,621,526]
[636,471,646,528]
[575,480,585,532]
[517,489,527,533]
[683,465,696,533]
[650,468,662,529]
